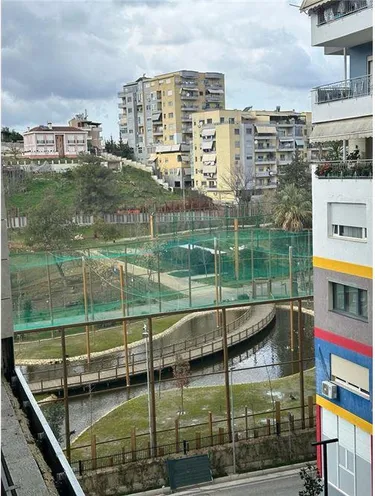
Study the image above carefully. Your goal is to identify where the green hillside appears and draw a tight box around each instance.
[6,165,180,213]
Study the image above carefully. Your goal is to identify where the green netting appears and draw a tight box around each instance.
[10,219,313,332]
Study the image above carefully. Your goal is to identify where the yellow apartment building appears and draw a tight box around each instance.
[192,107,312,202]
[118,70,225,188]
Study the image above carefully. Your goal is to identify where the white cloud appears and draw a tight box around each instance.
[1,0,342,138]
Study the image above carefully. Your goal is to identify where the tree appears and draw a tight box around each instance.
[278,149,311,192]
[173,355,191,414]
[42,400,65,443]
[273,184,312,232]
[222,163,254,208]
[118,134,134,159]
[93,218,120,241]
[2,127,23,142]
[24,192,74,280]
[74,155,121,218]
[299,463,323,496]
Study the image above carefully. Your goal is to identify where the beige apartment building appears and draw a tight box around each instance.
[118,70,225,188]
[68,112,102,154]
[192,107,312,202]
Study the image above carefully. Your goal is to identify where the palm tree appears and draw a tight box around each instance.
[273,184,312,232]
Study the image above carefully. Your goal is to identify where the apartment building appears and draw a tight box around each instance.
[118,70,225,187]
[23,123,88,159]
[192,108,311,202]
[301,1,373,495]
[68,112,102,154]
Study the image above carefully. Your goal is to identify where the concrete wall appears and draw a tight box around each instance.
[78,429,316,496]
[313,267,372,346]
[349,42,373,78]
[312,175,373,268]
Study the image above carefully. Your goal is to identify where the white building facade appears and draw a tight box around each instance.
[301,1,373,495]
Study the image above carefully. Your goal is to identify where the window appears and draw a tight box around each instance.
[167,89,173,96]
[168,101,173,106]
[246,155,252,160]
[129,129,133,134]
[169,135,174,140]
[331,354,369,398]
[200,91,203,96]
[234,128,240,135]
[331,282,368,320]
[329,203,367,241]
[169,124,174,130]
[235,154,240,160]
[235,141,240,148]
[159,79,164,85]
[332,224,367,240]
[220,117,225,123]
[246,128,252,134]
[201,181,207,186]
[209,181,215,188]
[166,78,171,84]
[127,108,132,114]
[229,118,235,124]
[127,96,132,102]
[207,118,212,124]
[168,112,174,118]
[280,154,285,160]
[195,157,197,162]
[163,113,166,118]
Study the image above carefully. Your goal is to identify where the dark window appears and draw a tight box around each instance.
[207,119,212,124]
[235,129,240,135]
[332,282,368,320]
[246,128,252,134]
[220,117,225,123]
[229,118,235,124]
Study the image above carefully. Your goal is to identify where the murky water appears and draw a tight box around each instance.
[44,308,314,441]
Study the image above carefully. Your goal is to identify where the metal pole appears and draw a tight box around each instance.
[214,237,220,326]
[289,246,294,352]
[148,317,157,456]
[87,248,94,320]
[82,257,90,364]
[45,253,54,325]
[157,250,162,313]
[143,325,152,450]
[188,242,192,307]
[230,368,236,474]
[323,444,328,496]
[61,328,71,463]
[222,308,232,442]
[298,299,305,429]
[234,219,239,281]
[251,230,255,298]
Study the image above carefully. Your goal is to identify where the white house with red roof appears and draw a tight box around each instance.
[23,122,88,158]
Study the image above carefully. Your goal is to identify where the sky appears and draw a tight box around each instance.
[1,0,343,140]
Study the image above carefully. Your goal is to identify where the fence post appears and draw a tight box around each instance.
[275,401,281,435]
[245,406,249,440]
[147,441,151,459]
[195,432,201,450]
[266,418,271,436]
[91,434,97,470]
[288,413,295,432]
[308,396,314,428]
[131,427,136,461]
[234,218,239,280]
[208,411,213,446]
[218,427,224,444]
[175,418,179,453]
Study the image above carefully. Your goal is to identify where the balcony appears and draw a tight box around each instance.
[312,74,372,123]
[255,144,276,151]
[181,104,199,111]
[153,126,163,135]
[278,143,295,150]
[311,0,372,48]
[181,93,198,100]
[314,159,373,178]
[205,94,223,102]
[182,126,193,133]
[118,102,126,108]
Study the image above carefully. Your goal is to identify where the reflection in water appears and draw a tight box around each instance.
[40,308,314,441]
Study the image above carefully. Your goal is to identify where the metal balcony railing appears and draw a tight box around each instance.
[317,0,372,25]
[313,74,372,104]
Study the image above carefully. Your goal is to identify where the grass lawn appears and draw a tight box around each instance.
[15,313,187,360]
[71,368,315,460]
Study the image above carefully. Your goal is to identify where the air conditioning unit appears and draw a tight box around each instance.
[322,381,338,399]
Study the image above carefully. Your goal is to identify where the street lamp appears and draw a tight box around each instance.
[230,366,236,474]
[142,323,152,450]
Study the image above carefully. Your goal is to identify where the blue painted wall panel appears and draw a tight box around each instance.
[349,42,373,79]
[315,337,372,424]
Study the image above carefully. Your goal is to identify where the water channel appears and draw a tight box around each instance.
[38,308,314,441]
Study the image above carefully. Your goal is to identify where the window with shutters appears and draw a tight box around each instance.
[329,203,367,241]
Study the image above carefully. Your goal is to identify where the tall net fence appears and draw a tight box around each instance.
[10,219,313,331]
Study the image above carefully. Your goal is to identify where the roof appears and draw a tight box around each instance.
[25,126,87,133]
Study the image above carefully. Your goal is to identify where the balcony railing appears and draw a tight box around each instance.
[317,0,372,25]
[314,159,373,178]
[313,74,372,104]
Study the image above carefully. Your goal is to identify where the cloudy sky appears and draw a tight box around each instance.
[2,0,343,139]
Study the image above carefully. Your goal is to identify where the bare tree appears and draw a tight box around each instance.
[222,163,253,208]
[173,355,191,414]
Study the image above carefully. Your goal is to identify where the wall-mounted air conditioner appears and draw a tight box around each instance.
[322,381,338,399]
